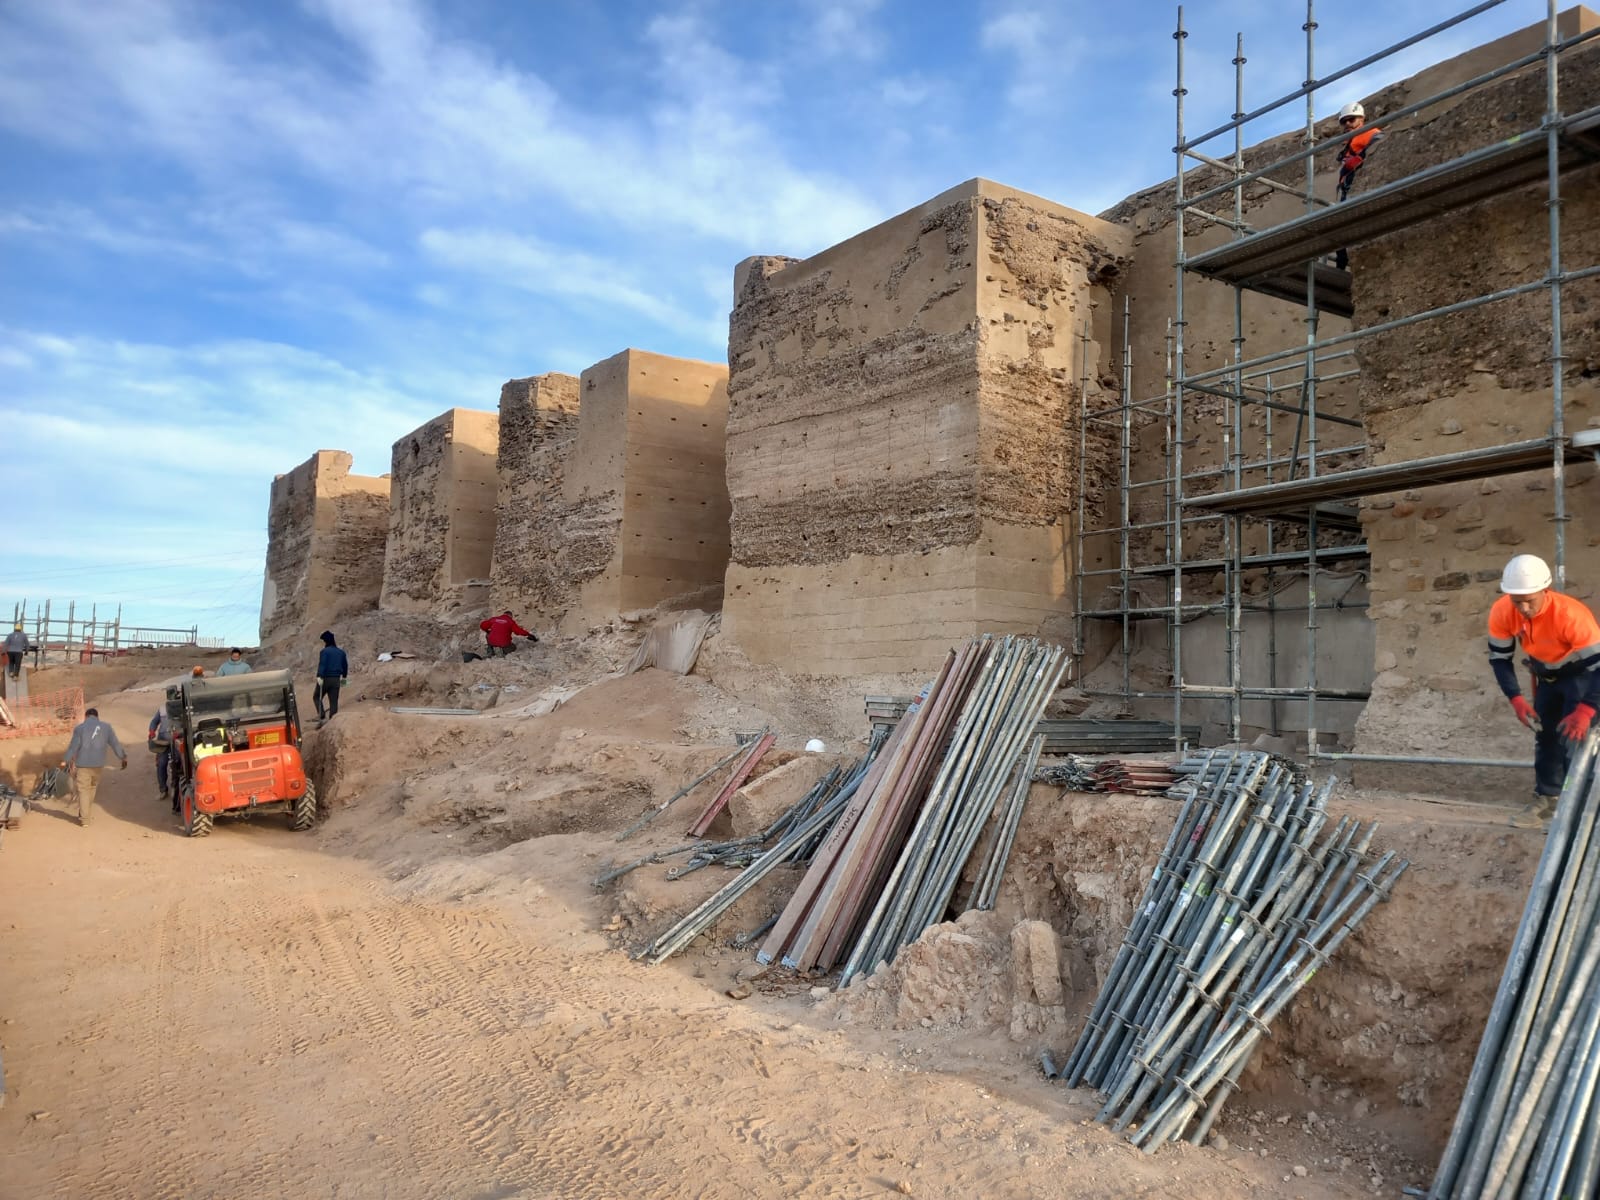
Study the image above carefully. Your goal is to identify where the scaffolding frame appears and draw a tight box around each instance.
[1072,0,1599,769]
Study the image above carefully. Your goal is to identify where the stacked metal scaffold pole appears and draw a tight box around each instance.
[1054,749,1407,1151]
[636,635,1067,972]
[1427,732,1600,1199]
[757,635,1068,984]
[634,743,883,965]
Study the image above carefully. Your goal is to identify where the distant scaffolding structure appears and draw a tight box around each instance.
[8,600,222,668]
[1073,0,1600,767]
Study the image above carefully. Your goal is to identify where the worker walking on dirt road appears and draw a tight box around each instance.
[148,707,175,809]
[5,624,29,679]
[315,630,348,724]
[1489,554,1600,828]
[62,708,129,827]
[480,611,537,658]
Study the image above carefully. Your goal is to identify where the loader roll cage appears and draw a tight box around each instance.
[169,670,304,739]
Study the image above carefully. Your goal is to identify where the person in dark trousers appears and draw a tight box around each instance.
[147,707,174,806]
[5,624,29,679]
[315,630,349,723]
[62,708,129,827]
[1489,554,1600,829]
[1335,101,1383,202]
[1332,101,1384,269]
[479,611,537,657]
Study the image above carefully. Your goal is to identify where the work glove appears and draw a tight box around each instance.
[523,632,538,642]
[1557,703,1596,743]
[1511,695,1542,732]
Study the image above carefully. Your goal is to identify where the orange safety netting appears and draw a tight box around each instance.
[0,687,86,740]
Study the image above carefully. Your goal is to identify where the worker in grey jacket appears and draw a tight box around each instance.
[61,708,128,827]
[4,625,28,679]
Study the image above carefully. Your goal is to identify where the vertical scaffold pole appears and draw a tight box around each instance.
[1545,0,1567,587]
[1163,321,1176,700]
[1074,323,1091,683]
[1121,297,1135,708]
[1228,30,1248,744]
[1263,373,1282,737]
[1172,6,1189,752]
[1303,0,1321,760]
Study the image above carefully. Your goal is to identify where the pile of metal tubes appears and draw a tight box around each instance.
[1055,749,1408,1152]
[593,766,842,888]
[1426,733,1600,1199]
[757,635,1069,985]
[635,744,883,965]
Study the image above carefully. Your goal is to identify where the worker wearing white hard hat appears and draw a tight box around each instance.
[1488,554,1600,828]
[1335,101,1383,201]
[1332,100,1384,269]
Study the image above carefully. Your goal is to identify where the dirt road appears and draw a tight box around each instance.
[1,690,1372,1199]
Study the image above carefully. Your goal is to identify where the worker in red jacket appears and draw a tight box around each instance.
[480,611,537,657]
[1489,554,1600,828]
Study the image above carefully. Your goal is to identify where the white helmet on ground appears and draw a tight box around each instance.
[1502,554,1553,595]
[1339,102,1365,122]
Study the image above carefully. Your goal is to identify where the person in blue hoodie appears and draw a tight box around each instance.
[315,630,349,723]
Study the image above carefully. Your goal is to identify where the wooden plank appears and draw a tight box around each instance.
[687,733,775,837]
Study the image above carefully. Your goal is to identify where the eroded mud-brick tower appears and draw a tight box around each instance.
[260,450,390,643]
[723,178,1131,675]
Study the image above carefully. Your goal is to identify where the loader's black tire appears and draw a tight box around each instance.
[291,781,317,831]
[184,789,212,838]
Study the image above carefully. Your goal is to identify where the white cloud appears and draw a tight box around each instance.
[0,0,882,254]
[881,75,934,107]
[807,0,887,61]
[979,4,1087,112]
[1,327,442,477]
[419,227,727,346]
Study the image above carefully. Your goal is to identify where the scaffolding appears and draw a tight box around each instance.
[1073,0,1600,769]
[7,599,222,668]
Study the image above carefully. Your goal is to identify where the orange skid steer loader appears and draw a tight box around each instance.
[167,669,315,837]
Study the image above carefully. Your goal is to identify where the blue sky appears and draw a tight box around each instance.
[0,0,1545,645]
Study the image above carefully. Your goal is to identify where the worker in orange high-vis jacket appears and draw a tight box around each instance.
[1333,101,1384,269]
[1335,101,1384,201]
[1488,554,1600,828]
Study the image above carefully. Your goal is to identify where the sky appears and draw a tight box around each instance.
[0,0,1549,645]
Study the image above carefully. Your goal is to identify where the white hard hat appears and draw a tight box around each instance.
[1339,102,1365,121]
[804,738,826,753]
[1502,554,1553,595]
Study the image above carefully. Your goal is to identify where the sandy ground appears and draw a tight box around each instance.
[0,680,1405,1200]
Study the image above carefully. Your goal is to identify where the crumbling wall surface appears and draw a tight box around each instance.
[262,454,320,643]
[551,350,732,630]
[1355,38,1600,417]
[261,450,389,644]
[725,196,984,571]
[381,414,451,613]
[615,350,732,614]
[724,179,1130,674]
[827,787,1537,1160]
[381,408,501,616]
[444,408,500,591]
[1349,37,1600,780]
[490,373,582,622]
